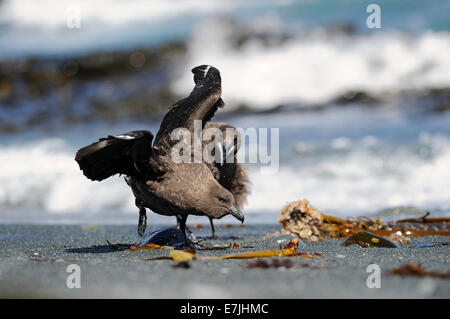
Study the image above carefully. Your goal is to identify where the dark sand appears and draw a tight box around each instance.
[0,224,448,298]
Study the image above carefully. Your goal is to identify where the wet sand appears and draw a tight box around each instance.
[0,224,448,298]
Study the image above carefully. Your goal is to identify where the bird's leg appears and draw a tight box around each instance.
[136,199,147,236]
[176,215,193,237]
[208,217,216,239]
[176,215,189,247]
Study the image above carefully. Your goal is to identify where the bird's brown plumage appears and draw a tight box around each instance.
[75,65,248,241]
[203,122,250,210]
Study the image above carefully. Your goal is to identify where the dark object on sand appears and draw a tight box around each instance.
[244,259,327,270]
[340,231,400,248]
[413,242,449,248]
[137,227,195,249]
[388,262,450,279]
[172,261,191,269]
[245,259,295,269]
[75,65,246,246]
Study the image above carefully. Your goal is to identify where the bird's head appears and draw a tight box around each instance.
[206,182,244,223]
[191,65,221,88]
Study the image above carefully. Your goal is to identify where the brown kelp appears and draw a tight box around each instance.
[340,231,400,248]
[269,199,450,243]
[388,262,450,279]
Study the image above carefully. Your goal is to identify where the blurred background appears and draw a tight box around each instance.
[0,0,449,224]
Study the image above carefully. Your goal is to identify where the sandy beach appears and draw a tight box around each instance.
[0,224,448,298]
[1,0,449,303]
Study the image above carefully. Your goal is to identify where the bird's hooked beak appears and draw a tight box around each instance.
[229,207,244,223]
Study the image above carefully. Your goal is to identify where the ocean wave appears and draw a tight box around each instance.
[173,20,450,108]
[249,132,450,215]
[1,13,449,133]
[0,131,449,222]
[0,138,136,214]
[0,0,290,57]
[0,0,226,28]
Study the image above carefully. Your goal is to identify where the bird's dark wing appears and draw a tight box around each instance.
[203,122,250,210]
[203,122,241,164]
[75,130,154,181]
[154,65,224,153]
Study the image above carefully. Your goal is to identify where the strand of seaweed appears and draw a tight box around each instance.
[269,199,449,243]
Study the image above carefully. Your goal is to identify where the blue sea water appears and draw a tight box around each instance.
[0,0,449,224]
[0,0,449,58]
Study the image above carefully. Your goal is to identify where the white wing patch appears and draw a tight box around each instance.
[115,134,135,140]
[203,65,211,78]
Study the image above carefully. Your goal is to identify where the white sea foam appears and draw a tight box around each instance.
[173,20,450,107]
[0,0,232,27]
[0,131,449,222]
[0,138,136,214]
[0,0,289,56]
[248,132,450,215]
